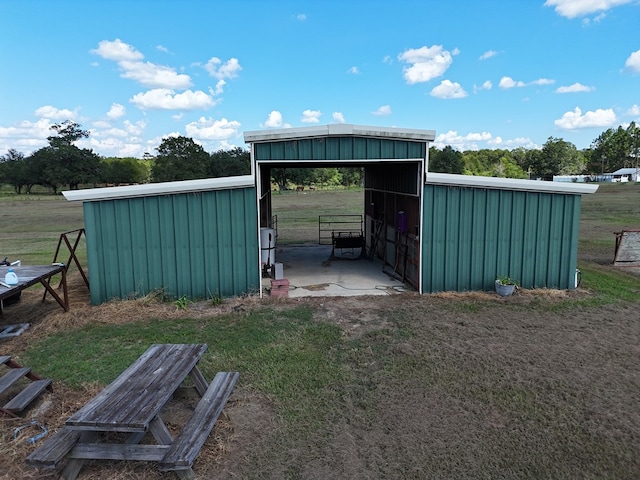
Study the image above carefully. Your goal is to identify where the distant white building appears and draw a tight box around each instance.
[554,168,640,183]
[610,168,640,183]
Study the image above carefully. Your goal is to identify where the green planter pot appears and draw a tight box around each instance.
[495,280,516,297]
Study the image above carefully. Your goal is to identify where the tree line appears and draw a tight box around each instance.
[0,121,253,194]
[1,120,639,194]
[430,122,640,179]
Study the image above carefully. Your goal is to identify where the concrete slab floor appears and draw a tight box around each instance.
[262,245,412,298]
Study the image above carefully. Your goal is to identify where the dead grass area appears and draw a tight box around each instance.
[2,273,640,479]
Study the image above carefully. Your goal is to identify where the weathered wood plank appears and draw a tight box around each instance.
[0,355,11,365]
[0,367,31,396]
[159,371,239,471]
[614,230,640,266]
[66,344,207,431]
[26,427,81,468]
[188,366,209,396]
[3,378,52,412]
[68,443,169,462]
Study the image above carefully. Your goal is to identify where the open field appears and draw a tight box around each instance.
[271,188,364,244]
[1,183,640,479]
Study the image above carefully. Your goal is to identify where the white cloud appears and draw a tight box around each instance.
[488,136,539,149]
[625,49,640,72]
[296,13,307,21]
[499,76,525,89]
[372,105,392,116]
[185,117,241,140]
[205,57,242,80]
[107,103,126,119]
[34,105,77,120]
[118,60,192,89]
[156,45,171,54]
[91,39,192,89]
[433,130,537,151]
[434,130,492,150]
[90,39,143,61]
[430,80,467,99]
[473,80,492,93]
[531,78,555,86]
[301,109,321,123]
[261,111,290,128]
[499,76,555,89]
[398,45,455,84]
[0,119,57,155]
[348,66,360,74]
[479,50,498,60]
[130,89,216,110]
[628,104,640,116]
[544,0,632,18]
[95,127,129,138]
[556,82,595,93]
[554,106,617,129]
[332,112,345,123]
[92,120,111,129]
[124,120,146,136]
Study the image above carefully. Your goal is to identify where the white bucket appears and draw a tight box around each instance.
[260,227,276,265]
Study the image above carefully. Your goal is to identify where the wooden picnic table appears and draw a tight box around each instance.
[27,343,239,479]
[0,264,68,315]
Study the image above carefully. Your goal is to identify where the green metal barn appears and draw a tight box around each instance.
[64,124,598,304]
[64,176,259,305]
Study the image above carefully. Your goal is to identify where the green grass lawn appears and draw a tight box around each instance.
[0,190,85,265]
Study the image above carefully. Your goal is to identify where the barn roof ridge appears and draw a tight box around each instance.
[244,124,436,144]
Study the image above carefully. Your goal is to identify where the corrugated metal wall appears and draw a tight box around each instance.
[254,136,426,161]
[421,184,582,293]
[83,187,259,304]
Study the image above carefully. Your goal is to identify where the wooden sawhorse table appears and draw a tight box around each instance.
[0,265,67,315]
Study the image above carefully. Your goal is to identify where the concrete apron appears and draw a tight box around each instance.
[263,245,411,298]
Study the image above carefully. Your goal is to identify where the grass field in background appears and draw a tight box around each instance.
[271,188,364,244]
[0,190,85,265]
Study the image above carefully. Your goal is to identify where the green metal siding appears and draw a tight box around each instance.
[83,187,259,304]
[254,136,426,161]
[421,184,582,293]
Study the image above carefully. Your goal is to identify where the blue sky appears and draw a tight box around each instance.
[1,0,639,158]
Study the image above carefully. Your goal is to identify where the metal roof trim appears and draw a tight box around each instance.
[426,172,599,195]
[63,175,255,202]
[244,124,436,143]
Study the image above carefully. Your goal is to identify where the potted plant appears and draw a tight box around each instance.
[495,276,517,296]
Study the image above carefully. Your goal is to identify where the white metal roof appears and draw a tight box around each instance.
[426,172,599,195]
[63,175,255,202]
[244,124,436,143]
[611,168,640,175]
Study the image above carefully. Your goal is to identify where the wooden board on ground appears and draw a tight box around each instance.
[614,229,640,266]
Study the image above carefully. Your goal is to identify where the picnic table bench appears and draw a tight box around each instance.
[0,265,68,315]
[26,343,239,479]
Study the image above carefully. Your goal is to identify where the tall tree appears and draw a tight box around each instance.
[590,125,634,173]
[0,149,28,193]
[429,146,464,174]
[534,137,585,178]
[101,157,150,185]
[48,120,90,146]
[208,147,250,177]
[152,136,209,182]
[27,121,101,191]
